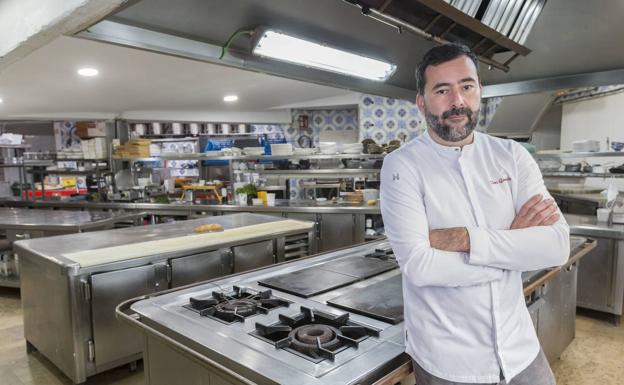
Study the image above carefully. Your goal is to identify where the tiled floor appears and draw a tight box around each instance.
[1,286,622,385]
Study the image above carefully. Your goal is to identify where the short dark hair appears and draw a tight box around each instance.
[415,43,479,95]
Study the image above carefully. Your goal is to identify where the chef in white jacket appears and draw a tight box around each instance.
[380,43,569,385]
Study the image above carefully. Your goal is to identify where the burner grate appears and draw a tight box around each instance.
[184,286,290,324]
[251,306,380,363]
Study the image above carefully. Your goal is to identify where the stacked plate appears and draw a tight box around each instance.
[572,140,600,152]
[341,143,364,154]
[270,143,293,156]
[319,142,338,154]
[243,147,265,156]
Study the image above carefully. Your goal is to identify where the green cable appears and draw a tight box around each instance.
[219,29,255,60]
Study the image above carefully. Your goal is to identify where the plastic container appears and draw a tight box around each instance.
[266,193,276,207]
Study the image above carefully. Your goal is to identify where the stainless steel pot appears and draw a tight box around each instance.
[151,122,162,135]
[206,123,217,135]
[221,124,231,134]
[236,124,247,134]
[134,123,147,136]
[189,123,200,135]
[172,122,183,135]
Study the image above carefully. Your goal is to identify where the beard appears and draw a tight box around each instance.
[425,106,479,142]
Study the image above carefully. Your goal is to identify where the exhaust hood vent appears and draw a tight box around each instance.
[348,0,547,71]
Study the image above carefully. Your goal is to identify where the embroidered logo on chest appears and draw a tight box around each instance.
[490,176,512,185]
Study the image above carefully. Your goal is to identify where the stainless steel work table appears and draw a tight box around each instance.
[0,198,379,253]
[12,213,315,384]
[565,214,624,323]
[0,207,144,288]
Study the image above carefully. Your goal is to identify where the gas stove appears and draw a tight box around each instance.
[128,241,408,385]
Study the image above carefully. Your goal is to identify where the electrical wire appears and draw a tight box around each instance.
[219,29,255,60]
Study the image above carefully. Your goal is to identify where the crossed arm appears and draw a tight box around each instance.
[429,194,561,253]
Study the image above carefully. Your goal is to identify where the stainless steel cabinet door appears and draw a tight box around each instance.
[577,237,618,313]
[90,262,167,369]
[232,240,274,273]
[170,249,231,287]
[319,214,357,252]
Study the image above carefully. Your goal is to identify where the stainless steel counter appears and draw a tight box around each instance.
[13,213,315,384]
[0,197,382,214]
[565,213,624,240]
[565,214,624,322]
[0,208,144,288]
[0,207,140,231]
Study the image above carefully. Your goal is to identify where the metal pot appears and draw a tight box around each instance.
[171,122,183,135]
[151,122,162,135]
[189,123,200,135]
[237,124,247,133]
[206,123,217,135]
[134,123,147,136]
[564,163,582,172]
[221,124,231,134]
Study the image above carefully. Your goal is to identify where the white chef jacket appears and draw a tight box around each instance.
[380,130,569,383]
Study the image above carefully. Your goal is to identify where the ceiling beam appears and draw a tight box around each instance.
[482,69,624,97]
[75,20,418,101]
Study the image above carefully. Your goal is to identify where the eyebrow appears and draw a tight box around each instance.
[431,77,478,91]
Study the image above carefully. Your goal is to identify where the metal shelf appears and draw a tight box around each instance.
[234,169,380,178]
[0,144,31,149]
[534,151,624,159]
[28,169,111,176]
[113,153,386,161]
[542,172,624,178]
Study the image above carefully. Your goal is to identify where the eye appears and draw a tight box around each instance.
[463,84,474,91]
[435,89,448,95]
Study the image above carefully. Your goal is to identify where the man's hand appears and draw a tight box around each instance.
[511,194,560,230]
[429,227,470,253]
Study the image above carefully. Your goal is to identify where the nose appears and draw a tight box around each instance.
[449,87,465,108]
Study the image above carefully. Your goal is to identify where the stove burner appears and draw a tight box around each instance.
[290,324,342,356]
[251,306,380,363]
[185,286,290,324]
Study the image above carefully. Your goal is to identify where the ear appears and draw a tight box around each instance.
[416,95,426,115]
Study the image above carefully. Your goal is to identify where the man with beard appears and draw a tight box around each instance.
[380,43,569,385]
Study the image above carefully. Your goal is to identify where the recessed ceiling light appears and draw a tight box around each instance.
[77,68,99,77]
[223,95,238,102]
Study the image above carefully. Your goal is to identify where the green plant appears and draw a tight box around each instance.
[235,183,258,198]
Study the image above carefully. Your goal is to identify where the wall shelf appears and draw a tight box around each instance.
[534,151,624,159]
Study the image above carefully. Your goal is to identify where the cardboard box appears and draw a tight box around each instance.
[76,122,107,138]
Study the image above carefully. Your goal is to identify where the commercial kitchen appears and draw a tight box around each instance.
[0,1,623,384]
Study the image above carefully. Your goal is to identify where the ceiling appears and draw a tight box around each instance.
[0,35,352,120]
[93,0,624,97]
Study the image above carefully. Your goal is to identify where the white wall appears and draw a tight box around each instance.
[532,104,562,151]
[561,91,624,189]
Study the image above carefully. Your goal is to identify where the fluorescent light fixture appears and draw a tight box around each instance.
[223,95,238,102]
[0,98,3,103]
[252,30,396,81]
[77,67,99,77]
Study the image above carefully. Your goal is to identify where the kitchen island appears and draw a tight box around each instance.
[118,236,594,385]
